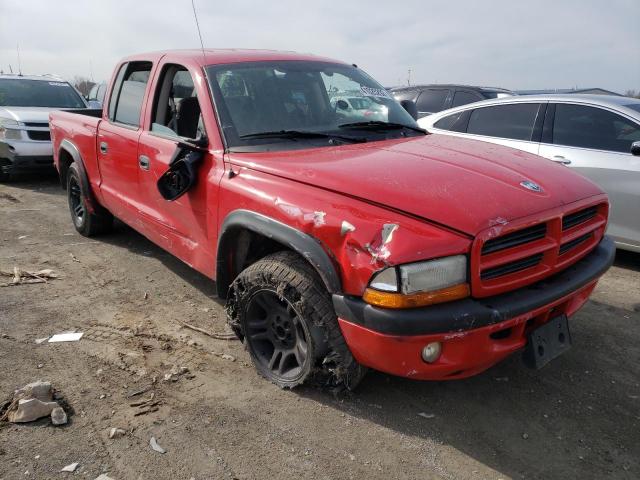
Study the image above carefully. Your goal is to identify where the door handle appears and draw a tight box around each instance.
[99,142,108,154]
[139,155,150,171]
[552,155,571,165]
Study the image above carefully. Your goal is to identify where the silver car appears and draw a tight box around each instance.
[418,94,640,252]
[0,74,88,181]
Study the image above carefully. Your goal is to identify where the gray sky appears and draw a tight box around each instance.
[1,0,638,93]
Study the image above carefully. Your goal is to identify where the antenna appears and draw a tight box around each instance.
[17,43,22,75]
[191,0,206,61]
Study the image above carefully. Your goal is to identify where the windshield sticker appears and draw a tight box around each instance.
[48,82,68,87]
[360,86,392,99]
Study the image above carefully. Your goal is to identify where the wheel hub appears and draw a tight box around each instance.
[270,313,294,348]
[244,290,310,381]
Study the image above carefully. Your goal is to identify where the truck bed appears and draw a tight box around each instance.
[49,109,102,191]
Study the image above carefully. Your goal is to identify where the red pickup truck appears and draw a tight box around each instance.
[50,50,615,389]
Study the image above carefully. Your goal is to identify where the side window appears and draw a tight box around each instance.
[416,89,449,113]
[88,84,98,101]
[107,64,127,120]
[110,61,152,127]
[467,103,540,141]
[553,104,640,153]
[151,65,203,139]
[97,84,107,104]
[434,111,468,132]
[451,91,482,108]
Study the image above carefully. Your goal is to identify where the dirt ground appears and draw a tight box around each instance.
[1,172,639,480]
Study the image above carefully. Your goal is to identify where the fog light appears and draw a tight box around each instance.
[421,342,442,363]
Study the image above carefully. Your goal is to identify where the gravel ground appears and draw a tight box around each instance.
[1,173,639,480]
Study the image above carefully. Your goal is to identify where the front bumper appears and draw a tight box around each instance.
[0,140,54,173]
[333,236,615,380]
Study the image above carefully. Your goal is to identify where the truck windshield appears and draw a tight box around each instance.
[206,61,422,150]
[0,79,85,108]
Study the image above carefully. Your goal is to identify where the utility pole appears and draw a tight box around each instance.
[17,43,22,75]
[407,68,411,86]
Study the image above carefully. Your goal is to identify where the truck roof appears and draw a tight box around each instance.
[121,49,347,67]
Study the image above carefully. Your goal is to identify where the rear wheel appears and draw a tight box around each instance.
[67,162,113,236]
[226,251,367,389]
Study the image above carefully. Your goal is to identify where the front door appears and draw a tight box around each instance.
[136,62,223,274]
[538,102,640,248]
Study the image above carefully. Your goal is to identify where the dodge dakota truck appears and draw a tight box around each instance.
[49,50,616,389]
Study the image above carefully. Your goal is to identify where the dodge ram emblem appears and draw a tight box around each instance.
[520,180,542,192]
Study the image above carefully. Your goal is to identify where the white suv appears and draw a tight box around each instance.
[0,74,87,181]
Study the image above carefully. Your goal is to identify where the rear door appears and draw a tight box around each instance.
[136,60,225,273]
[415,88,451,117]
[433,102,545,155]
[538,103,640,248]
[97,61,153,222]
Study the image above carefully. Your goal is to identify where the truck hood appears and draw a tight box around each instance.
[227,134,603,236]
[0,107,58,124]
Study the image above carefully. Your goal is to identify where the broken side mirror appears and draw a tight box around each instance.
[157,136,209,201]
[631,141,640,157]
[400,100,418,120]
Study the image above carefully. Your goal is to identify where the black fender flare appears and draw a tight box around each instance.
[216,209,342,298]
[58,139,100,213]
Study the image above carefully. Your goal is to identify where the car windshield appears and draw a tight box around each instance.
[624,103,640,114]
[481,91,514,99]
[0,78,85,108]
[206,61,422,151]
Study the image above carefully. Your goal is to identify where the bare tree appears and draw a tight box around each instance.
[624,89,640,99]
[73,76,95,97]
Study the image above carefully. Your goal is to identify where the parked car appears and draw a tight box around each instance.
[0,74,88,181]
[86,81,107,108]
[390,84,515,118]
[50,50,614,390]
[418,94,640,253]
[330,96,388,122]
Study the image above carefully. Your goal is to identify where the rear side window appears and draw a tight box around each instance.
[451,91,482,108]
[467,103,540,141]
[552,104,640,153]
[416,89,449,113]
[109,61,152,127]
[434,111,469,132]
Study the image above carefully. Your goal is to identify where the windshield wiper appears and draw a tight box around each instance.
[239,130,366,143]
[338,121,426,134]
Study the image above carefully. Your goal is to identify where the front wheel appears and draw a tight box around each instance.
[226,251,367,389]
[67,162,113,237]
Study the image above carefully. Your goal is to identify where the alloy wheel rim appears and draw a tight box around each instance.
[69,177,85,226]
[245,290,309,381]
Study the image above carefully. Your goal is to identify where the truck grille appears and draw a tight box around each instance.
[482,224,546,255]
[27,130,51,141]
[562,206,597,230]
[471,201,608,297]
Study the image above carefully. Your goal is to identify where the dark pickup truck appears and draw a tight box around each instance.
[49,49,615,389]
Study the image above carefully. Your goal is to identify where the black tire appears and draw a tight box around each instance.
[226,251,367,390]
[0,169,10,183]
[67,162,113,236]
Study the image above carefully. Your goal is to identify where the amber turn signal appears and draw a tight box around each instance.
[363,283,470,309]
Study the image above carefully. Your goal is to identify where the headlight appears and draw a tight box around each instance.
[364,255,469,309]
[0,117,23,140]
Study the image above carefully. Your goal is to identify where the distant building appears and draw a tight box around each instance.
[516,88,621,96]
